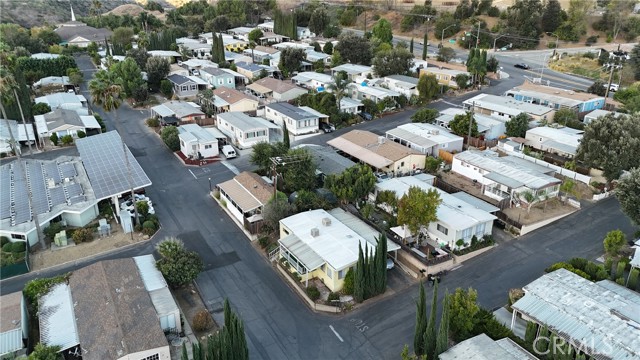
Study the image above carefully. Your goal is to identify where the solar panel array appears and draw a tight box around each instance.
[59,163,76,178]
[76,131,152,200]
[49,186,67,206]
[27,162,50,216]
[12,163,31,225]
[65,183,83,198]
[0,167,11,220]
[44,162,62,185]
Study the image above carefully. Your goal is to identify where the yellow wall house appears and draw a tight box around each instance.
[278,208,399,292]
[420,67,471,89]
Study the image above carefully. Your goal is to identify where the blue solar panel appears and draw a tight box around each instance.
[65,183,83,198]
[27,161,50,215]
[44,162,62,185]
[49,186,67,206]
[59,162,76,179]
[12,162,31,225]
[0,167,12,220]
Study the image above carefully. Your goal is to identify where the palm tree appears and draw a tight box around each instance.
[138,12,149,33]
[89,72,140,226]
[0,68,34,155]
[519,190,537,214]
[137,31,149,50]
[329,70,350,114]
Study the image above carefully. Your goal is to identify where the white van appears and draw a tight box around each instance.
[222,145,237,159]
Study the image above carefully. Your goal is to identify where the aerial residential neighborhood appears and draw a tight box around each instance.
[0,0,639,360]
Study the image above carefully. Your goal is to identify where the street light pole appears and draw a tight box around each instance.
[208,177,212,192]
[441,23,458,47]
[493,34,509,52]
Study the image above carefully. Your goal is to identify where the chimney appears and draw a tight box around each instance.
[322,217,331,226]
[310,228,319,237]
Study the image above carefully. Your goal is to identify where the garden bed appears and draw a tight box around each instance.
[174,283,219,341]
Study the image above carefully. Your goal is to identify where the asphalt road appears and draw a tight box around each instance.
[1,55,637,359]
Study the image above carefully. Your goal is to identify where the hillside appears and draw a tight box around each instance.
[0,0,134,28]
[107,4,167,22]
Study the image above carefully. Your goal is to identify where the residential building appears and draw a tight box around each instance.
[179,41,213,59]
[257,21,275,33]
[0,119,36,153]
[38,258,171,360]
[0,292,27,357]
[327,130,426,174]
[294,144,356,181]
[34,108,101,141]
[227,26,256,41]
[212,88,259,113]
[339,98,363,114]
[180,59,217,73]
[178,123,219,158]
[583,109,627,124]
[348,84,400,106]
[419,67,470,89]
[54,12,112,47]
[375,175,497,248]
[331,64,373,82]
[385,122,464,157]
[199,67,236,89]
[246,77,308,102]
[382,75,420,97]
[297,26,315,39]
[258,32,289,46]
[216,172,274,229]
[511,268,640,360]
[31,53,60,60]
[272,42,314,52]
[32,76,74,95]
[497,137,525,152]
[435,108,507,140]
[147,50,182,63]
[35,92,87,111]
[216,112,282,149]
[278,208,400,291]
[505,81,606,114]
[463,94,556,122]
[452,150,561,206]
[221,34,248,52]
[151,101,205,125]
[265,103,324,136]
[243,45,280,64]
[167,74,205,98]
[439,334,537,360]
[291,72,335,91]
[223,50,253,65]
[525,126,584,158]
[305,50,331,65]
[234,62,265,80]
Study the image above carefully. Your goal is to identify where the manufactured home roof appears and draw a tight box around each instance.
[385,74,419,85]
[133,255,179,317]
[514,81,606,102]
[247,77,306,95]
[464,94,554,117]
[451,192,500,213]
[512,269,640,360]
[386,123,463,148]
[213,87,256,105]
[217,112,278,132]
[292,71,334,84]
[0,291,24,355]
[178,124,217,143]
[327,130,422,169]
[331,63,372,75]
[152,101,204,119]
[439,334,537,360]
[266,102,316,121]
[526,126,583,156]
[217,172,274,212]
[350,84,400,98]
[38,283,79,351]
[295,144,356,176]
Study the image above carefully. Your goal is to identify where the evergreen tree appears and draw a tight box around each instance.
[410,37,414,54]
[535,326,550,354]
[414,281,427,355]
[435,291,450,356]
[376,234,388,294]
[191,342,200,360]
[181,342,188,360]
[422,34,428,60]
[524,321,538,347]
[283,123,290,149]
[354,244,365,302]
[365,244,375,299]
[424,280,438,359]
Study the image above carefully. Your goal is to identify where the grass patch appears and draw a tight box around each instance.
[548,55,607,81]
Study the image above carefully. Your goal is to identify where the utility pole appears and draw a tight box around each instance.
[604,44,621,107]
[475,22,481,49]
[467,101,475,149]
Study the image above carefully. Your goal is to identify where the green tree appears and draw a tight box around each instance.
[181,342,188,360]
[372,18,393,44]
[324,164,377,204]
[541,0,563,33]
[505,112,530,137]
[454,74,470,90]
[146,56,170,91]
[411,108,440,123]
[161,126,180,151]
[279,148,317,193]
[587,80,607,96]
[342,268,355,295]
[501,0,543,49]
[554,108,578,125]
[414,281,428,355]
[423,280,438,359]
[603,229,626,260]
[330,70,350,113]
[335,32,373,65]
[435,292,450,356]
[487,56,499,72]
[447,287,480,341]
[155,237,204,287]
[49,133,59,146]
[524,321,538,347]
[576,113,640,181]
[323,42,333,55]
[248,28,264,44]
[435,12,460,41]
[330,49,344,67]
[67,68,83,87]
[308,8,329,36]
[111,27,134,52]
[410,37,414,54]
[282,124,290,149]
[28,343,61,360]
[250,142,288,172]
[32,102,51,115]
[278,47,306,77]
[422,33,428,60]
[615,168,640,226]
[160,79,173,97]
[417,74,439,102]
[437,47,456,63]
[449,112,478,137]
[397,186,442,235]
[628,268,639,289]
[110,58,145,98]
[374,234,388,294]
[373,48,415,77]
[354,244,366,302]
[126,47,150,70]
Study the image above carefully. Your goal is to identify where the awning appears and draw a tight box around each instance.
[327,137,393,169]
[279,234,324,271]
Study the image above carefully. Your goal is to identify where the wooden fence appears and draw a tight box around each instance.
[433,177,463,194]
[181,117,216,127]
[438,149,454,164]
[464,136,498,149]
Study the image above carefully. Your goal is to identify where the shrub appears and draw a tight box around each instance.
[49,133,59,146]
[161,126,180,151]
[24,274,68,308]
[146,214,160,227]
[220,199,227,208]
[142,220,157,236]
[44,222,65,239]
[306,285,321,301]
[342,268,354,295]
[94,114,106,132]
[60,135,73,145]
[10,241,25,253]
[616,261,626,280]
[568,257,588,270]
[327,292,340,305]
[155,237,204,287]
[1,243,12,253]
[72,227,93,243]
[487,6,500,17]
[258,236,270,249]
[136,201,149,217]
[146,117,160,127]
[545,262,591,280]
[76,130,86,138]
[0,236,9,247]
[160,79,173,97]
[628,268,639,289]
[616,277,625,285]
[192,309,214,331]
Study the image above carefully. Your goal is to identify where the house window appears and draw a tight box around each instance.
[218,79,223,85]
[228,78,233,84]
[476,222,486,236]
[326,266,333,278]
[338,269,345,279]
[180,140,185,147]
[204,144,212,149]
[10,233,25,240]
[400,161,405,167]
[461,227,472,240]
[191,85,197,90]
[437,224,448,235]
[181,85,188,91]
[140,354,159,360]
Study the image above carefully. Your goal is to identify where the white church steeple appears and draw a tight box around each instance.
[70,3,76,22]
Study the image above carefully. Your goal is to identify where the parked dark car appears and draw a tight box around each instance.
[359,112,373,121]
[514,63,530,70]
[320,122,335,133]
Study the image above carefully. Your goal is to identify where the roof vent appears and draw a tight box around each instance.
[322,217,331,226]
[310,228,319,237]
[378,136,385,144]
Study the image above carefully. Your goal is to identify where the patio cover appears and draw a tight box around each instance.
[218,179,261,213]
[279,233,324,271]
[327,137,393,169]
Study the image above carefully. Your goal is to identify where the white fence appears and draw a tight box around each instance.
[592,191,613,201]
[505,150,592,185]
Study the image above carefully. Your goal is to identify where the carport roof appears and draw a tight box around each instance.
[279,233,324,271]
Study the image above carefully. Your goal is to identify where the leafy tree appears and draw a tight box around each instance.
[411,108,439,123]
[262,197,294,231]
[401,3,436,32]
[447,287,480,341]
[49,133,59,146]
[161,126,180,151]
[524,321,538,347]
[28,343,61,360]
[155,237,204,287]
[278,47,305,78]
[160,79,172,97]
[397,186,442,236]
[414,281,428,355]
[111,27,134,52]
[146,56,170,91]
[32,102,51,115]
[500,0,543,49]
[587,80,607,96]
[330,49,344,67]
[329,71,349,113]
[553,108,579,126]
[248,28,264,44]
[449,112,478,137]
[279,148,317,193]
[361,98,379,118]
[110,58,145,98]
[542,0,563,33]
[454,74,470,90]
[423,280,438,359]
[417,74,439,102]
[629,43,640,81]
[410,38,414,54]
[576,113,640,181]
[487,56,499,72]
[323,42,333,55]
[339,9,357,26]
[437,47,456,63]
[373,48,414,77]
[335,32,373,65]
[614,83,640,113]
[603,229,626,260]
[372,18,393,44]
[615,168,640,225]
[308,8,329,36]
[422,33,428,60]
[435,292,450,356]
[325,164,376,204]
[67,68,83,87]
[250,142,288,172]
[342,268,355,295]
[505,112,530,137]
[126,48,150,70]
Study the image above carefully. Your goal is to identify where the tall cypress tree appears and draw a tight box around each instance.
[191,341,200,360]
[524,321,538,348]
[218,34,225,63]
[435,290,450,356]
[181,342,188,360]
[424,280,438,359]
[366,244,375,299]
[379,234,387,293]
[410,38,414,54]
[283,123,290,149]
[422,34,428,60]
[354,244,365,302]
[414,281,427,355]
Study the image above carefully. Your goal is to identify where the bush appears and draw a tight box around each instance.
[628,268,639,289]
[487,6,500,17]
[43,222,64,239]
[76,130,86,138]
[585,36,598,46]
[72,227,93,243]
[582,51,596,59]
[616,261,626,280]
[146,214,160,227]
[136,201,149,217]
[142,220,157,236]
[94,114,106,133]
[160,79,173,97]
[616,277,625,285]
[146,117,160,127]
[342,268,354,295]
[10,241,25,253]
[192,309,214,331]
[545,262,591,280]
[161,126,180,151]
[327,292,340,305]
[0,236,9,247]
[258,236,270,249]
[568,257,588,270]
[306,286,321,301]
[60,135,73,145]
[24,275,68,308]
[49,133,59,146]
[1,243,12,253]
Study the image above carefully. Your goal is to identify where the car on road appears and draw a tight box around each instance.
[609,83,619,92]
[514,63,530,70]
[320,122,335,133]
[359,112,373,121]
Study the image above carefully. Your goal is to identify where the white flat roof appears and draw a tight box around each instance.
[178,123,217,143]
[464,94,554,116]
[375,176,497,230]
[513,269,640,360]
[351,84,400,98]
[217,112,277,132]
[292,72,334,84]
[440,334,537,360]
[526,126,583,155]
[38,283,79,351]
[386,123,462,148]
[332,63,372,74]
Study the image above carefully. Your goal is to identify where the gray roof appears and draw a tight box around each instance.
[0,292,25,355]
[295,144,356,176]
[266,102,315,121]
[167,74,194,85]
[201,67,231,77]
[76,131,152,201]
[42,108,83,129]
[512,269,640,360]
[151,101,204,119]
[439,334,537,360]
[178,124,217,143]
[217,112,278,132]
[54,23,112,43]
[464,94,554,116]
[38,283,79,351]
[235,61,263,72]
[385,74,419,85]
[451,192,500,213]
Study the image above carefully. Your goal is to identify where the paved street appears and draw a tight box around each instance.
[1,55,637,359]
